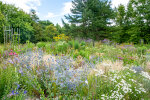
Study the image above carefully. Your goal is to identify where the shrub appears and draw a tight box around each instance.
[45,42,51,53]
[137,46,147,55]
[26,40,35,49]
[37,42,46,48]
[79,50,89,59]
[54,41,69,54]
[81,41,86,46]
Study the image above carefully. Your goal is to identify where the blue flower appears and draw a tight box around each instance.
[24,90,27,94]
[17,84,20,89]
[15,92,19,95]
[8,60,14,64]
[19,69,23,75]
[12,90,15,95]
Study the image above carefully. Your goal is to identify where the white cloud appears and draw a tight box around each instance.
[45,12,55,18]
[0,0,41,13]
[44,2,73,22]
[62,2,73,15]
[111,0,129,8]
[45,12,63,19]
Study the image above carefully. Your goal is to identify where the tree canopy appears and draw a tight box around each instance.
[0,0,150,44]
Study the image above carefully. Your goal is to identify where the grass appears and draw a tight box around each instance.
[0,41,150,99]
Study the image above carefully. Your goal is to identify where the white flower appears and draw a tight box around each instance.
[130,69,137,73]
[93,69,104,76]
[129,79,137,83]
[140,71,150,80]
[85,80,88,85]
[102,75,107,77]
[102,63,111,67]
[110,78,117,83]
[139,88,146,93]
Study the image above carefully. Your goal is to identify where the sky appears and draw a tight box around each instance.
[0,0,129,26]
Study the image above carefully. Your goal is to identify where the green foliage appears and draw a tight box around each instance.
[0,65,19,99]
[113,0,150,44]
[45,42,52,53]
[137,46,147,55]
[64,0,114,40]
[81,41,86,46]
[39,20,53,29]
[54,41,69,54]
[44,24,58,41]
[56,23,64,34]
[74,41,80,50]
[26,40,35,49]
[73,50,79,58]
[0,42,150,99]
[37,42,46,48]
[79,50,89,59]
[68,41,73,48]
[0,11,6,43]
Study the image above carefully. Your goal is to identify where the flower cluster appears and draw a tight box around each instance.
[8,84,27,98]
[101,70,147,99]
[13,49,95,93]
[9,49,18,56]
[53,34,69,41]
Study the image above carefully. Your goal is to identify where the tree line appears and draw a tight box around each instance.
[63,0,150,44]
[0,0,150,44]
[0,1,62,43]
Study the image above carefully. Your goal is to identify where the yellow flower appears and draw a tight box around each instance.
[53,37,56,39]
[58,37,61,39]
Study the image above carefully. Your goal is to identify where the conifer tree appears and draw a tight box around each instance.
[65,0,114,40]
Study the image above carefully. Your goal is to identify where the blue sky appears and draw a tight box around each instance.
[0,0,129,26]
[37,0,72,26]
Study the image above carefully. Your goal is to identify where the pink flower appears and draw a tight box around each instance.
[9,52,13,56]
[13,52,18,55]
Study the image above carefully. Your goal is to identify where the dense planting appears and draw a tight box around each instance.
[0,0,150,99]
[0,40,150,99]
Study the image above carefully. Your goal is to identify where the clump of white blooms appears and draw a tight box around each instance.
[140,71,150,80]
[101,70,147,100]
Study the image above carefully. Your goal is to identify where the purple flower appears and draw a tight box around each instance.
[12,90,15,95]
[19,68,23,75]
[24,90,27,94]
[15,92,19,95]
[118,57,123,60]
[103,39,108,42]
[8,60,14,64]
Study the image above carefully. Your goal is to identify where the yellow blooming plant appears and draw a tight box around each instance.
[53,34,69,41]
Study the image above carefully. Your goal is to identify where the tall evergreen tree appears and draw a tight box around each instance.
[64,0,114,40]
